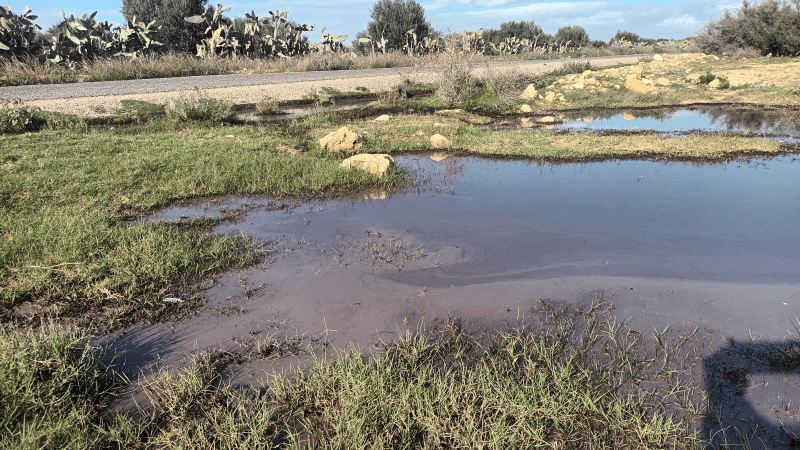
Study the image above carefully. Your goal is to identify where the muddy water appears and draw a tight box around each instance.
[108,153,800,447]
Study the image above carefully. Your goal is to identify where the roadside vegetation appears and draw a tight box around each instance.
[0,0,697,87]
[1,0,797,87]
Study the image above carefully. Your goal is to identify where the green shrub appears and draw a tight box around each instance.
[698,71,717,84]
[171,94,236,122]
[695,0,800,56]
[697,72,731,89]
[0,100,44,133]
[117,99,167,122]
[482,21,552,46]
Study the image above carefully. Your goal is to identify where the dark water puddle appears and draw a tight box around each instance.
[237,98,380,122]
[131,153,800,447]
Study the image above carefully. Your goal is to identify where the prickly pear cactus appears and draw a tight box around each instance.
[0,6,42,58]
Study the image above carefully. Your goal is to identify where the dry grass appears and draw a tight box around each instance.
[0,51,431,87]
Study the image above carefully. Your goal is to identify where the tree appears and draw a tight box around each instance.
[482,21,551,45]
[121,0,209,53]
[554,25,589,48]
[611,30,641,45]
[365,0,434,52]
[695,0,800,56]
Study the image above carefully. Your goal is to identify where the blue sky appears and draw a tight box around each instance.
[9,0,741,43]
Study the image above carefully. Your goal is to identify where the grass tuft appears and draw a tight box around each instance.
[0,323,122,450]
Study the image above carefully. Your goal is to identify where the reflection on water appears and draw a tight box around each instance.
[552,106,800,140]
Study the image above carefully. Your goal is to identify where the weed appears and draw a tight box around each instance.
[116,99,167,123]
[170,91,237,123]
[255,98,281,116]
[560,59,594,74]
[0,100,44,134]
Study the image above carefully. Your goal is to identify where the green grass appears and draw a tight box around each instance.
[0,117,401,330]
[309,114,784,162]
[0,302,705,449]
[0,323,122,450]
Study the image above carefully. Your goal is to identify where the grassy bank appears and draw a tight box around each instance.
[0,113,401,331]
[1,301,709,449]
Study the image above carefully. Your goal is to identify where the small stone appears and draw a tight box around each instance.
[518,104,533,113]
[433,122,445,127]
[583,78,598,86]
[624,78,649,94]
[374,115,390,122]
[571,83,585,90]
[430,134,451,148]
[708,78,721,88]
[656,77,670,86]
[598,87,608,93]
[581,69,593,77]
[630,66,644,79]
[653,54,664,61]
[622,113,636,120]
[537,116,555,124]
[319,127,363,153]
[225,134,235,138]
[520,117,533,127]
[339,154,395,177]
[544,91,556,103]
[520,84,539,101]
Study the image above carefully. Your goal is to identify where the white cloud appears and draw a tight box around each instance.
[660,14,702,29]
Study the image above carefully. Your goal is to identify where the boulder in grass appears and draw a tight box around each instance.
[520,85,539,101]
[430,134,451,148]
[624,78,649,94]
[319,127,363,153]
[374,115,391,122]
[518,104,533,113]
[339,154,395,177]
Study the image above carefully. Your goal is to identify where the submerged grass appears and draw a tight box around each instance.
[1,301,708,449]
